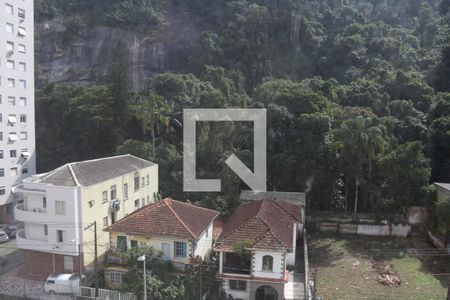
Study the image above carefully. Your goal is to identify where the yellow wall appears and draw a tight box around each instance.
[109,231,193,266]
[81,164,159,267]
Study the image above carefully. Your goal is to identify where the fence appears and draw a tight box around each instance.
[318,222,411,237]
[76,286,136,300]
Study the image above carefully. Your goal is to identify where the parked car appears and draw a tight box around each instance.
[0,230,9,243]
[44,273,81,294]
[0,224,17,238]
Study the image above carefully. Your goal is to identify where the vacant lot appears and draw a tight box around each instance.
[309,232,449,300]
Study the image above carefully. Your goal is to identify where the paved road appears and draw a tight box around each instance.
[0,239,25,274]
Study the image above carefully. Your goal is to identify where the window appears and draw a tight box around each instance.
[229,280,247,291]
[18,8,25,18]
[103,216,108,227]
[18,44,25,53]
[262,255,273,272]
[8,97,15,105]
[10,167,18,176]
[110,185,117,200]
[57,230,64,242]
[8,114,16,125]
[88,200,95,207]
[141,177,145,188]
[5,4,13,15]
[17,27,26,37]
[134,199,139,208]
[21,166,28,174]
[0,186,5,195]
[107,271,123,285]
[134,175,140,191]
[44,225,48,236]
[174,241,187,258]
[102,191,108,203]
[20,115,26,123]
[6,41,14,52]
[43,197,47,208]
[55,201,66,215]
[123,183,128,199]
[10,150,16,158]
[7,78,15,88]
[0,132,2,141]
[146,175,149,185]
[0,113,2,123]
[18,62,26,71]
[0,169,4,177]
[6,60,14,69]
[6,23,14,33]
[0,151,3,159]
[9,133,18,141]
[19,97,26,106]
[19,80,26,89]
[64,256,73,271]
[131,240,138,249]
[20,131,27,140]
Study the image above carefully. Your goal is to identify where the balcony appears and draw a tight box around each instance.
[222,252,251,275]
[15,203,46,223]
[17,229,78,255]
[16,229,52,252]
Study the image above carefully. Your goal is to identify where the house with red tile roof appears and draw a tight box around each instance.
[104,198,218,273]
[215,191,305,300]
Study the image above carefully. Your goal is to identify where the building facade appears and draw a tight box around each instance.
[0,0,36,223]
[103,198,218,288]
[14,155,158,280]
[215,195,305,300]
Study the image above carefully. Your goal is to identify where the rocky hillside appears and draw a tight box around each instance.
[35,4,200,90]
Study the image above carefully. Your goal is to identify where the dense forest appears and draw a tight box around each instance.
[34,0,450,218]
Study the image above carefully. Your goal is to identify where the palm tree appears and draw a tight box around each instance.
[135,94,172,157]
[335,116,385,213]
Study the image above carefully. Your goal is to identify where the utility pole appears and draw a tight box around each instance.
[199,263,203,300]
[84,221,98,297]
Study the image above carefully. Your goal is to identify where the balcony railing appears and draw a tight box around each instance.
[15,203,46,223]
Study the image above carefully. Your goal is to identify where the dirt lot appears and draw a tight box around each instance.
[309,232,449,300]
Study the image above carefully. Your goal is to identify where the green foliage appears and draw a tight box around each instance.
[435,197,450,233]
[232,240,252,258]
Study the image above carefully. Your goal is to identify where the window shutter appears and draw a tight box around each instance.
[174,242,177,257]
[182,242,187,257]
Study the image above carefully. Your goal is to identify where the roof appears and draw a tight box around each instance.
[215,200,302,252]
[240,190,306,206]
[38,155,155,187]
[105,198,219,239]
[434,182,450,192]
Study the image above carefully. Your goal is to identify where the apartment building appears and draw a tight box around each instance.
[0,0,36,223]
[14,155,159,281]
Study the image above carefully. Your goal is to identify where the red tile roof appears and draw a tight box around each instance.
[105,198,219,239]
[215,200,302,252]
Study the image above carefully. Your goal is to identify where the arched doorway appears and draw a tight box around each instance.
[255,285,278,300]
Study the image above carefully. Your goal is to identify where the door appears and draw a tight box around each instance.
[161,243,170,260]
[117,236,127,252]
[111,212,116,224]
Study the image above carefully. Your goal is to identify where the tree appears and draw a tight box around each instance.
[335,116,386,213]
[380,141,431,211]
[134,94,171,157]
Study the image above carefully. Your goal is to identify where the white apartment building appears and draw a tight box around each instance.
[0,0,36,223]
[14,155,159,281]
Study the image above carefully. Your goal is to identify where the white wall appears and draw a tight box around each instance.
[223,279,250,300]
[0,0,36,207]
[252,250,284,279]
[286,222,298,266]
[193,223,213,260]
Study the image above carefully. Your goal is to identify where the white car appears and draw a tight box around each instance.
[0,230,9,243]
[44,273,81,294]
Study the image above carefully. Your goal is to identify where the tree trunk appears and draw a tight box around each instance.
[354,177,359,214]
